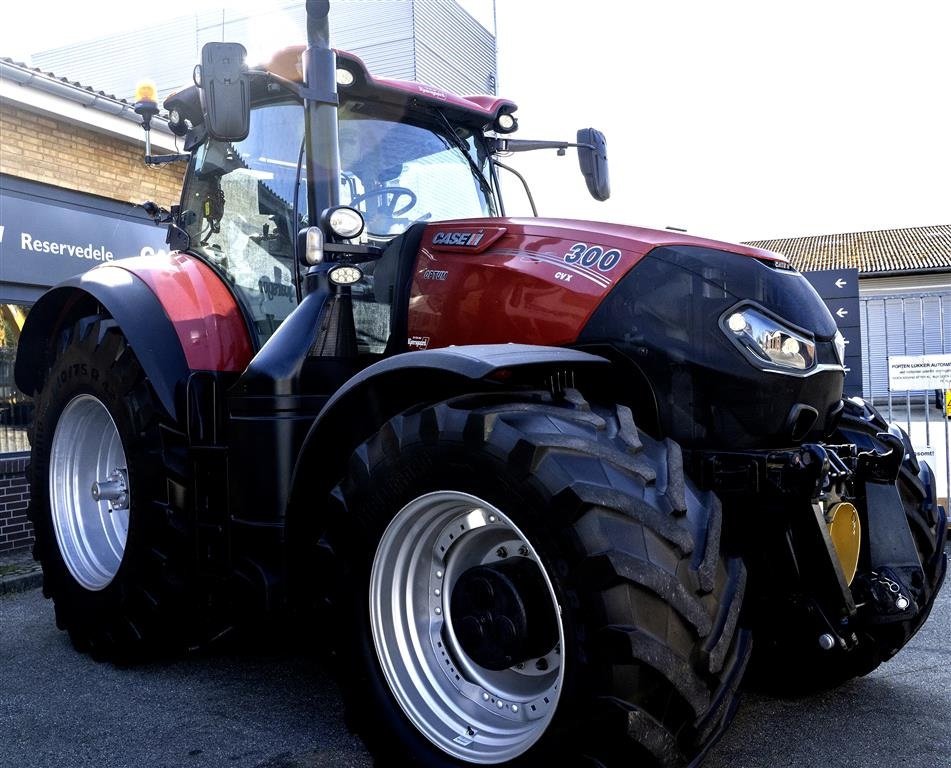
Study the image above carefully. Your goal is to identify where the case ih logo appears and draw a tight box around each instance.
[432,231,485,247]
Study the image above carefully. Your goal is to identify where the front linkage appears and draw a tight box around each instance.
[691,418,946,674]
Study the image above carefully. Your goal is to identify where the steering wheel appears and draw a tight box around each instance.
[349,186,418,217]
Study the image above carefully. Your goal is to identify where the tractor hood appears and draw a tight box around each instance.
[413,216,843,448]
[492,217,788,265]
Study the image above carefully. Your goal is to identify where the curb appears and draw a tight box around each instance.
[0,562,42,595]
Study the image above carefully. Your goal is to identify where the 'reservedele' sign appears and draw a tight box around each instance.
[0,190,170,288]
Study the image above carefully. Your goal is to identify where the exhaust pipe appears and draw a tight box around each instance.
[303,0,342,219]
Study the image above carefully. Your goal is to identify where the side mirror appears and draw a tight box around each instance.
[577,128,610,201]
[198,42,251,142]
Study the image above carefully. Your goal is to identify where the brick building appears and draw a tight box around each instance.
[0,94,183,204]
[0,58,183,553]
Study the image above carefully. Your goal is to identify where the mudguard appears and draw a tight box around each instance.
[15,253,254,422]
[290,344,610,502]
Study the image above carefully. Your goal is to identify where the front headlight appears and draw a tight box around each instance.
[723,307,816,371]
[324,206,365,240]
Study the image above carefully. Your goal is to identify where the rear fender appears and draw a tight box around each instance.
[15,254,254,423]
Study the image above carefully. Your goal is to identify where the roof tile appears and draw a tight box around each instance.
[743,224,951,275]
[1,56,129,104]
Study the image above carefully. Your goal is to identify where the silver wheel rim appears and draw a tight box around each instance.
[49,394,130,591]
[370,491,564,764]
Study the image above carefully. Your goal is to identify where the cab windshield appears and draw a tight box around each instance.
[337,103,495,237]
[180,95,495,346]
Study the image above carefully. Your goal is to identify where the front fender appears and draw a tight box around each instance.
[288,344,611,514]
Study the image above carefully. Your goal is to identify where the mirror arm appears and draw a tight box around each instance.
[491,138,595,154]
[146,152,191,166]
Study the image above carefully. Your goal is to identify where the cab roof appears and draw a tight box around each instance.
[263,46,517,128]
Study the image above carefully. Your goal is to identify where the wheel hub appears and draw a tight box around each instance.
[450,558,558,670]
[91,469,129,511]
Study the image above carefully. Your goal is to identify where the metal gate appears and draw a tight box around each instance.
[860,292,951,504]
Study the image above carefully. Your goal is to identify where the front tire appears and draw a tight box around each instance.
[328,391,750,766]
[29,314,197,659]
[831,400,948,674]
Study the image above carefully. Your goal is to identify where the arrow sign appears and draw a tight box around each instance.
[805,268,863,397]
[803,268,859,299]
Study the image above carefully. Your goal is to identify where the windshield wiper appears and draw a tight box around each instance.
[433,109,494,203]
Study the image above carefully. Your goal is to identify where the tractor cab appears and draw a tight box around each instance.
[137,43,607,354]
[170,61,498,350]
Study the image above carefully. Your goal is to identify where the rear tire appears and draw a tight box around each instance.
[327,391,750,766]
[28,314,199,660]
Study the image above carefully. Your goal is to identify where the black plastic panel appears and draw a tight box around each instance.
[579,246,844,448]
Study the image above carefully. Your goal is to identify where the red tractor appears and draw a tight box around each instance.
[15,2,946,765]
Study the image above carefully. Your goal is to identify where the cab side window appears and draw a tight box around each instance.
[182,102,304,346]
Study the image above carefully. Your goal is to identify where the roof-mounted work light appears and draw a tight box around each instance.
[494,111,518,134]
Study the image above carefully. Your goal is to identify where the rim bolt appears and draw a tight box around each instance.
[435,607,442,615]
[496,546,508,559]
[511,705,519,713]
[488,515,497,523]
[482,693,490,701]
[518,545,529,557]
[496,700,505,709]
[436,570,443,579]
[434,588,441,596]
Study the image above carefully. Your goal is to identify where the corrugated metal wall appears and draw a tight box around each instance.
[858,287,951,502]
[414,0,497,95]
[31,0,493,103]
[29,16,199,103]
[861,292,951,402]
[333,0,416,81]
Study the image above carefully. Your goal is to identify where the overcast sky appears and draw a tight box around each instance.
[2,1,949,242]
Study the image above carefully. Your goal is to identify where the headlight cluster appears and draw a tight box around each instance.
[724,307,816,371]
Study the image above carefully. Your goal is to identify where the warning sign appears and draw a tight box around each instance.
[888,354,951,391]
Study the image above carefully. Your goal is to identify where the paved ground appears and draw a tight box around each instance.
[0,587,372,768]
[1,548,948,768]
[708,560,951,768]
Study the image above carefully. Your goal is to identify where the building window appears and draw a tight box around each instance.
[0,303,31,454]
